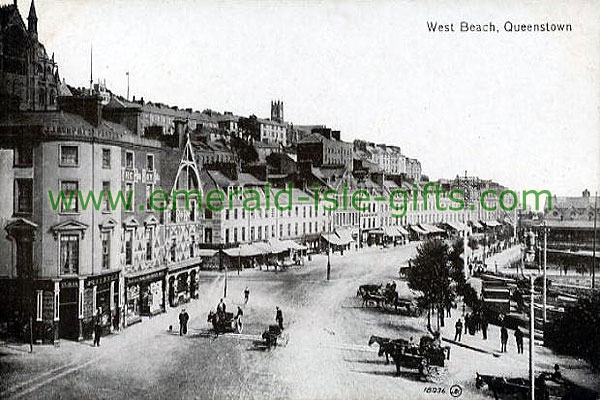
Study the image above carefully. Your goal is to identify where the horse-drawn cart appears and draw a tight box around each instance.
[262,324,289,349]
[207,310,243,334]
[369,334,449,377]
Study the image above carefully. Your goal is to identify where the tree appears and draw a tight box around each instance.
[238,115,259,142]
[545,291,600,370]
[407,239,463,332]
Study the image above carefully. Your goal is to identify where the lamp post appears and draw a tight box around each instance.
[529,273,535,400]
[592,192,597,289]
[326,209,332,281]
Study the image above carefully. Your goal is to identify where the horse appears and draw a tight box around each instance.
[368,335,410,364]
[357,284,382,297]
[362,292,384,308]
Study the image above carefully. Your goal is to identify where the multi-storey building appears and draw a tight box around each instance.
[0,1,62,112]
[297,128,353,170]
[0,95,206,343]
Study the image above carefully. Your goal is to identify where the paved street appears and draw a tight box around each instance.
[1,244,598,400]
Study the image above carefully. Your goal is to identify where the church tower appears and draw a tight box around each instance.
[270,100,284,123]
[27,0,37,36]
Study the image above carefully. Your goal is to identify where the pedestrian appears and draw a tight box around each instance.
[464,313,470,334]
[183,309,189,335]
[481,315,488,340]
[179,309,186,336]
[93,307,102,347]
[217,298,226,316]
[244,287,250,304]
[500,325,508,352]
[446,302,452,318]
[514,326,524,354]
[454,318,463,342]
[275,306,284,330]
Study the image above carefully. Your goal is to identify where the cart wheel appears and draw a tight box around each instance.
[419,358,429,376]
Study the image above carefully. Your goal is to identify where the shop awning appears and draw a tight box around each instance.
[410,225,428,235]
[223,243,264,257]
[321,233,352,246]
[335,228,355,243]
[383,226,402,237]
[396,226,410,236]
[470,221,483,229]
[368,229,385,235]
[196,249,218,257]
[280,240,307,251]
[420,224,445,234]
[481,220,501,228]
[446,221,466,232]
[267,239,291,253]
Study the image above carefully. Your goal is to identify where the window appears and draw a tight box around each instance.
[15,178,33,214]
[241,227,246,241]
[125,230,133,266]
[125,151,134,169]
[60,234,79,274]
[258,226,262,240]
[146,154,154,171]
[146,227,153,261]
[234,208,238,220]
[225,229,230,243]
[125,183,134,211]
[225,209,230,220]
[250,227,255,241]
[102,181,110,212]
[60,145,78,166]
[60,181,78,212]
[146,184,153,209]
[102,148,111,169]
[15,143,33,166]
[190,235,195,258]
[233,228,238,243]
[170,239,176,262]
[101,232,110,270]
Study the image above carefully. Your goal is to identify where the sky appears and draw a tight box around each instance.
[9,0,600,196]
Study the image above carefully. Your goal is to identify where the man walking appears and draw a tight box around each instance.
[93,307,102,347]
[275,306,284,330]
[179,309,188,336]
[515,326,524,354]
[481,314,488,340]
[454,318,463,342]
[464,313,470,334]
[500,325,508,353]
[244,287,250,304]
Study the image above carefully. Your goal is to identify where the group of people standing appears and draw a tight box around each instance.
[454,313,525,354]
[454,311,489,342]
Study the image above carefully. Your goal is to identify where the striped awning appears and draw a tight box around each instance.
[411,225,428,235]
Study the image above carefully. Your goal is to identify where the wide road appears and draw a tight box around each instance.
[8,243,592,400]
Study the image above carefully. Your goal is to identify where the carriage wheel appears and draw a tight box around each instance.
[418,358,429,376]
[235,318,244,334]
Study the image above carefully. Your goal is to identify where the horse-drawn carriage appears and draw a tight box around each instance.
[358,283,420,316]
[207,310,243,334]
[261,324,289,349]
[369,334,449,377]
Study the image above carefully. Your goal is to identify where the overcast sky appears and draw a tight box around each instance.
[13,0,600,196]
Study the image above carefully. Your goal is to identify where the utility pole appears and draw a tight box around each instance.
[543,222,548,324]
[529,274,535,400]
[593,192,597,289]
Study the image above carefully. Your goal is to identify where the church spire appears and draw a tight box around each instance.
[27,0,38,35]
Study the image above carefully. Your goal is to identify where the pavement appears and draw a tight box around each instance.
[1,242,598,400]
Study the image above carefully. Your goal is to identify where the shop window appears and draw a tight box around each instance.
[125,151,134,169]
